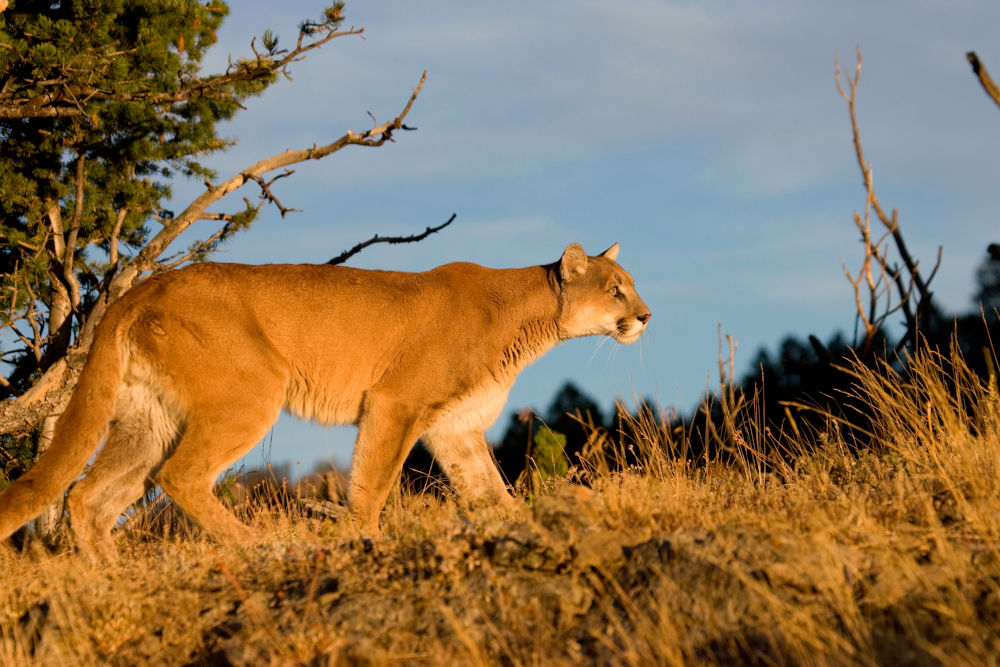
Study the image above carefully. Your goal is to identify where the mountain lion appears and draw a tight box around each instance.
[0,242,650,557]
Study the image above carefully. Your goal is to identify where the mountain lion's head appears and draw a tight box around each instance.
[555,243,650,344]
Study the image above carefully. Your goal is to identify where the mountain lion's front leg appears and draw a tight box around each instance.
[422,430,518,513]
[348,394,427,533]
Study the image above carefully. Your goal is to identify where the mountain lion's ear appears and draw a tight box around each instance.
[599,243,619,261]
[560,243,588,279]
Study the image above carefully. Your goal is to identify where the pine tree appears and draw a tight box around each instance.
[0,1,426,476]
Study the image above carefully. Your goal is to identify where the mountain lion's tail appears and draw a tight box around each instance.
[0,312,130,543]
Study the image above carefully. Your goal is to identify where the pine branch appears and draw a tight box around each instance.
[0,20,363,120]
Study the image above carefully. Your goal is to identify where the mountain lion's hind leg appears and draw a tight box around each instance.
[155,391,284,544]
[67,382,179,560]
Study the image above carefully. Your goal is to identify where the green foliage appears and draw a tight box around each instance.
[0,1,349,373]
[0,433,36,491]
[214,467,242,508]
[532,425,568,483]
[1,1,252,386]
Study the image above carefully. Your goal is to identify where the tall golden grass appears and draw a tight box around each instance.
[2,343,1000,665]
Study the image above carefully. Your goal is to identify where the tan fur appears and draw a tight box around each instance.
[0,243,649,557]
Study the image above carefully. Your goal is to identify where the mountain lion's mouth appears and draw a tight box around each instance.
[615,321,646,344]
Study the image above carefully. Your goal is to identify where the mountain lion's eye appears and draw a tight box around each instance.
[609,286,619,297]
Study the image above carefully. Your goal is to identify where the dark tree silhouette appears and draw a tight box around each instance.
[975,245,1000,314]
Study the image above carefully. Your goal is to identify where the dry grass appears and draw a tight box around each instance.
[3,346,1000,665]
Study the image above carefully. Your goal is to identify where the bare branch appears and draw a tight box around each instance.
[0,357,81,438]
[197,212,239,222]
[246,171,301,218]
[62,154,85,309]
[22,279,44,363]
[125,70,426,279]
[967,51,1000,110]
[47,201,65,259]
[926,245,943,287]
[108,206,127,266]
[327,213,456,266]
[155,224,231,271]
[836,48,940,354]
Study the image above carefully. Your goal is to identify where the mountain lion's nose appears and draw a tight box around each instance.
[637,312,651,325]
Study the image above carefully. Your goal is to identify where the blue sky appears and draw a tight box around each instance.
[168,1,1000,471]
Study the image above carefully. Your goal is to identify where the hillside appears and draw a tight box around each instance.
[3,349,999,665]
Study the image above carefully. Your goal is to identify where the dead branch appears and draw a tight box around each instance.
[153,216,247,272]
[967,51,1000,110]
[47,201,65,260]
[108,206,127,266]
[842,176,881,352]
[21,280,44,363]
[841,168,911,357]
[2,267,46,368]
[62,154,85,310]
[197,212,239,222]
[836,48,940,353]
[122,69,426,284]
[836,50,940,302]
[246,171,301,218]
[327,212,456,265]
[0,356,82,439]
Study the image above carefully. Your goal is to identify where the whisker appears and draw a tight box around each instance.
[596,333,616,370]
[588,334,614,366]
[607,338,620,369]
